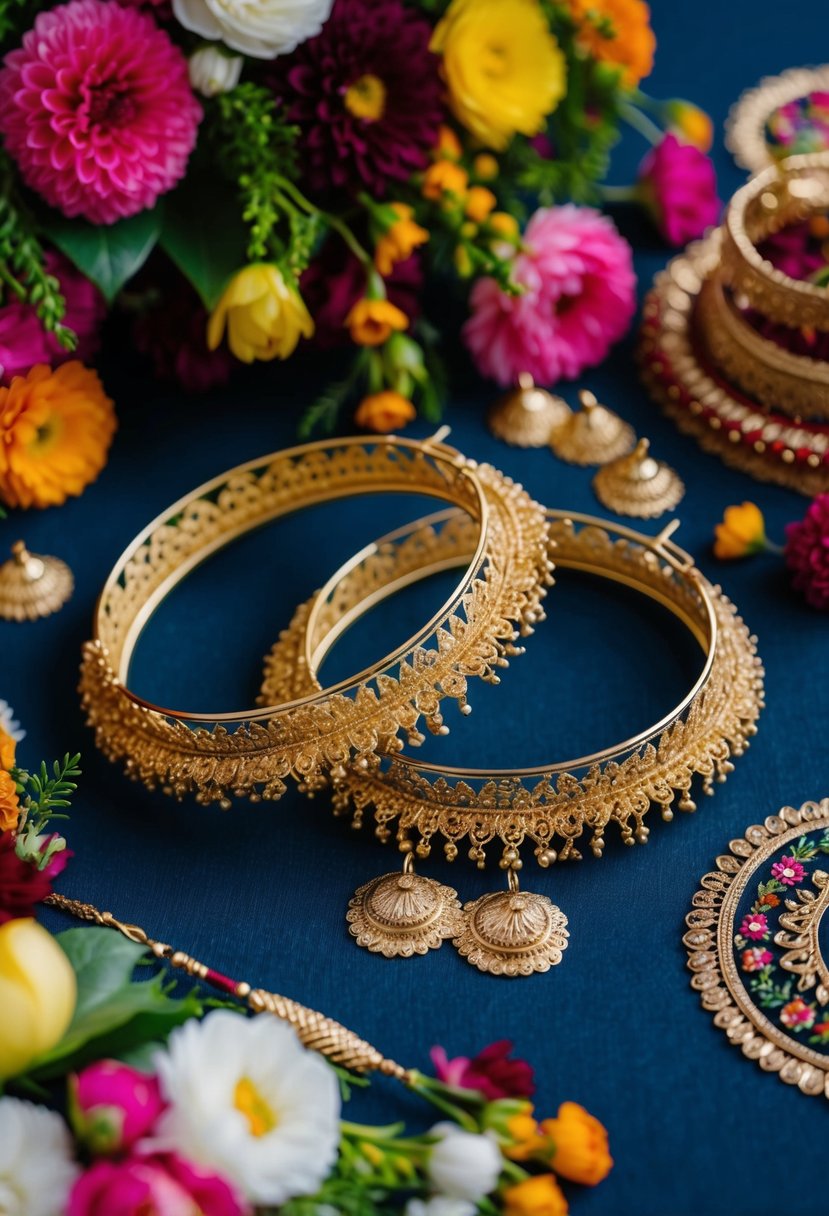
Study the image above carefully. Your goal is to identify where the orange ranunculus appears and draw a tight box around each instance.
[569,0,655,89]
[713,502,767,559]
[504,1173,569,1216]
[374,204,429,277]
[541,1102,613,1186]
[345,299,409,347]
[0,362,116,510]
[422,160,469,202]
[354,392,416,433]
[504,1111,548,1162]
[0,769,20,832]
[465,185,497,223]
[0,727,16,772]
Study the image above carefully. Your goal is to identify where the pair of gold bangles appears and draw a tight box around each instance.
[80,433,764,975]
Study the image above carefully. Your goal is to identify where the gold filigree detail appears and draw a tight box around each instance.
[777,870,829,1005]
[347,856,463,957]
[454,872,569,977]
[683,798,829,1100]
[0,541,73,621]
[80,439,552,805]
[592,438,684,519]
[726,67,829,174]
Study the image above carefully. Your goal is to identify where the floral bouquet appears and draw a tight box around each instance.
[0,702,613,1215]
[0,0,718,511]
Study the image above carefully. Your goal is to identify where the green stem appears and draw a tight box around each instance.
[764,538,785,555]
[274,173,372,266]
[0,261,26,300]
[619,101,664,146]
[600,184,639,203]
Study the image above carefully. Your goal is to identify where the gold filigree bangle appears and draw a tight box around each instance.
[261,511,764,970]
[719,154,829,333]
[80,436,552,805]
[726,66,829,174]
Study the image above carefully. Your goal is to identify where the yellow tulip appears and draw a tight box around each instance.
[541,1101,613,1185]
[0,918,77,1080]
[207,265,314,363]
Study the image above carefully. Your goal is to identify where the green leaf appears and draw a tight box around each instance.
[40,207,162,304]
[26,927,202,1079]
[160,181,248,310]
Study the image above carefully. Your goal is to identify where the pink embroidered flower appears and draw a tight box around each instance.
[463,205,636,387]
[69,1061,165,1155]
[740,947,773,972]
[785,493,829,611]
[67,1154,247,1216]
[771,856,807,886]
[431,1041,535,1101]
[0,0,201,225]
[0,252,104,384]
[739,912,769,941]
[780,998,816,1030]
[637,133,720,246]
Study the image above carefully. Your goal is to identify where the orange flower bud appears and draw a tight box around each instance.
[504,1173,569,1216]
[713,501,767,559]
[666,99,714,152]
[504,1111,548,1162]
[488,211,520,239]
[422,160,469,202]
[434,124,463,161]
[473,153,499,181]
[540,1102,613,1186]
[345,298,409,347]
[465,185,497,223]
[354,391,416,433]
[374,203,429,277]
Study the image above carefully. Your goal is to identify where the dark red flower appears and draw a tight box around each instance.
[0,832,54,924]
[785,493,829,610]
[431,1040,535,1101]
[300,237,421,348]
[271,0,444,197]
[132,272,233,394]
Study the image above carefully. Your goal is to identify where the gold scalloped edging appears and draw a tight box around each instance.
[683,797,829,1100]
[726,66,829,174]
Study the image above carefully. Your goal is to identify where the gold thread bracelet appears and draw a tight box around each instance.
[80,436,552,805]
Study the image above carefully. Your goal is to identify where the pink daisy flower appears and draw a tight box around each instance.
[771,856,807,886]
[780,998,816,1030]
[740,947,773,973]
[463,205,636,388]
[739,912,769,941]
[0,0,201,225]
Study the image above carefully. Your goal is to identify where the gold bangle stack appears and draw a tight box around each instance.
[260,510,764,976]
[80,435,552,806]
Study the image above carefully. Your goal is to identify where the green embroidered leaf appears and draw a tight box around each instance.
[40,207,163,304]
[160,181,248,311]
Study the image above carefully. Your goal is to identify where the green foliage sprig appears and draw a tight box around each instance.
[12,753,81,870]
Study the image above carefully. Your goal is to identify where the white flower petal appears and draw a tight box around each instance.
[0,1098,78,1216]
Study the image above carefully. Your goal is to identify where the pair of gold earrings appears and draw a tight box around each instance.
[487,374,684,519]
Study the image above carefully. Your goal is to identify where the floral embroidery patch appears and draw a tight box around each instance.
[732,829,829,1050]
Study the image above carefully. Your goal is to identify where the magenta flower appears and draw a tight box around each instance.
[740,947,773,972]
[638,133,720,246]
[463,205,636,387]
[67,1154,247,1216]
[780,998,816,1030]
[69,1061,164,1155]
[771,856,807,886]
[0,0,201,225]
[271,0,443,197]
[785,493,829,611]
[739,912,769,941]
[431,1041,535,1101]
[0,251,104,384]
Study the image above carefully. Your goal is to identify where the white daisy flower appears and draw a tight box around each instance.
[0,1097,79,1216]
[150,1009,341,1206]
[0,701,24,743]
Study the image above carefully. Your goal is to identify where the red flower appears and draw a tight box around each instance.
[431,1040,535,1101]
[638,133,720,246]
[0,831,54,924]
[760,892,781,908]
[785,493,829,610]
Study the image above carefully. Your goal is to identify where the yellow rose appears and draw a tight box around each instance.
[431,0,567,151]
[0,919,77,1080]
[541,1101,613,1186]
[207,265,314,363]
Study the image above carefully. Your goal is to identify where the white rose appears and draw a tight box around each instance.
[0,1098,79,1216]
[189,46,244,97]
[406,1199,478,1216]
[173,0,333,59]
[427,1124,503,1203]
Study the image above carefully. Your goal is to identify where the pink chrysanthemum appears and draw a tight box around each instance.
[785,493,829,611]
[0,0,201,225]
[463,205,636,387]
[271,0,443,197]
[0,251,104,383]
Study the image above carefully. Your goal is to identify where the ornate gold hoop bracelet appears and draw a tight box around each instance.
[80,436,552,805]
[262,511,765,974]
[726,66,829,174]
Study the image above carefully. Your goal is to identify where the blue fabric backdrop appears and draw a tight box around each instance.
[4,3,828,1212]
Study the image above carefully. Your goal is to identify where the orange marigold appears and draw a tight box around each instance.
[0,727,16,772]
[354,391,416,432]
[541,1102,613,1186]
[345,298,409,347]
[375,204,429,277]
[0,362,116,509]
[0,769,20,832]
[569,0,655,89]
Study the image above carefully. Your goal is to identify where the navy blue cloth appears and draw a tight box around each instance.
[4,2,829,1212]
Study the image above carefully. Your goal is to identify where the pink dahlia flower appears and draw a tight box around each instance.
[0,251,104,383]
[740,947,773,972]
[431,1041,535,1101]
[739,912,769,941]
[463,205,636,387]
[771,856,807,886]
[67,1154,246,1216]
[638,133,720,246]
[785,493,829,610]
[70,1060,164,1155]
[0,0,201,225]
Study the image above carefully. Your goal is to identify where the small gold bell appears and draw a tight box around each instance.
[0,541,73,622]
[453,869,569,977]
[549,389,635,466]
[347,854,463,958]
[487,373,571,448]
[593,438,685,519]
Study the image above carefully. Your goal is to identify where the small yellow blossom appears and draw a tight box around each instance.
[0,726,16,773]
[434,124,464,161]
[504,1173,569,1216]
[488,211,520,239]
[345,298,409,346]
[422,159,469,202]
[504,1110,547,1162]
[473,152,499,180]
[713,502,767,559]
[465,185,497,222]
[667,99,713,152]
[354,391,416,432]
[374,204,429,277]
[208,265,314,363]
[0,769,19,832]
